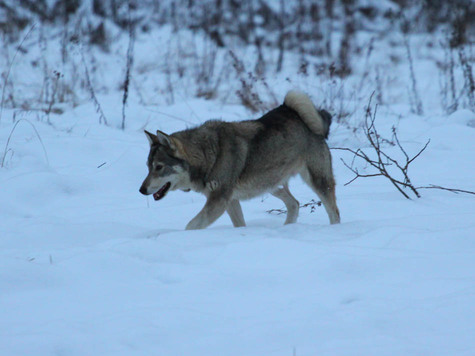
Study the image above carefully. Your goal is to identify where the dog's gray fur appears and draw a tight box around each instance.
[140,90,340,230]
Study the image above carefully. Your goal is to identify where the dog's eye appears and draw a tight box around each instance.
[155,164,163,171]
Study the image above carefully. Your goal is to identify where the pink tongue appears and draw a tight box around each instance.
[153,182,170,201]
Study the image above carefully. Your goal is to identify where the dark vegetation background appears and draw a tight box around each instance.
[0,0,473,122]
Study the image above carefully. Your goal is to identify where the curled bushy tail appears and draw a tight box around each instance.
[284,90,332,138]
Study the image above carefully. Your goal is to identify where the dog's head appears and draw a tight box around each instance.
[139,130,191,200]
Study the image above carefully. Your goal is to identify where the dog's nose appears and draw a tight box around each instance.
[139,185,147,195]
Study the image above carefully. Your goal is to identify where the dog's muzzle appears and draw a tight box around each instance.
[139,182,171,201]
[139,185,148,195]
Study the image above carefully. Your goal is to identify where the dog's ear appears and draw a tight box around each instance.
[144,130,158,146]
[156,130,176,149]
[156,130,187,158]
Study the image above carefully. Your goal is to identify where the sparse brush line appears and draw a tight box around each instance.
[458,46,475,110]
[1,119,49,168]
[0,24,36,123]
[131,77,146,105]
[437,42,449,113]
[358,37,375,93]
[38,24,50,107]
[122,1,135,130]
[121,43,133,130]
[275,0,285,73]
[164,40,175,105]
[229,50,265,113]
[403,35,423,115]
[447,44,458,111]
[80,49,108,126]
[45,71,61,124]
[375,65,384,104]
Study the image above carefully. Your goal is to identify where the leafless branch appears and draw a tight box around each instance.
[416,185,475,195]
[334,93,474,199]
[333,93,428,199]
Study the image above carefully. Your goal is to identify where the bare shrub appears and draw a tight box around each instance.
[0,24,36,123]
[192,36,227,100]
[437,37,474,113]
[121,2,135,130]
[164,40,175,105]
[458,46,475,111]
[80,47,108,126]
[403,34,423,115]
[335,94,475,198]
[0,36,17,109]
[324,0,335,57]
[314,63,355,124]
[335,94,429,199]
[229,50,264,113]
[357,37,375,93]
[338,0,356,77]
[444,38,458,113]
[374,65,384,105]
[45,70,62,124]
[275,0,286,73]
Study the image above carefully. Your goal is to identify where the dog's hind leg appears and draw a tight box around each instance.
[227,199,246,227]
[300,166,340,225]
[272,183,300,224]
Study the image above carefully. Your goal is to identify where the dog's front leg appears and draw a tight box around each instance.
[186,193,230,230]
[227,199,246,227]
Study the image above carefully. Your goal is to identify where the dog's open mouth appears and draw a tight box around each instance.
[153,182,171,201]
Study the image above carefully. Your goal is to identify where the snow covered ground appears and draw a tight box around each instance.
[1,91,474,355]
[0,14,474,355]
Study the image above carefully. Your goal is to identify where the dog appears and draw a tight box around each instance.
[139,90,340,230]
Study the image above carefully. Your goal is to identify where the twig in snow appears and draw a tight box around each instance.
[267,199,321,215]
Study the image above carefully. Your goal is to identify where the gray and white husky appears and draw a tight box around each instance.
[140,91,340,230]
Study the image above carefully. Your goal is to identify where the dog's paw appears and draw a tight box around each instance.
[185,220,202,230]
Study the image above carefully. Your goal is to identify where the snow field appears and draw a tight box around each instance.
[1,99,474,355]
